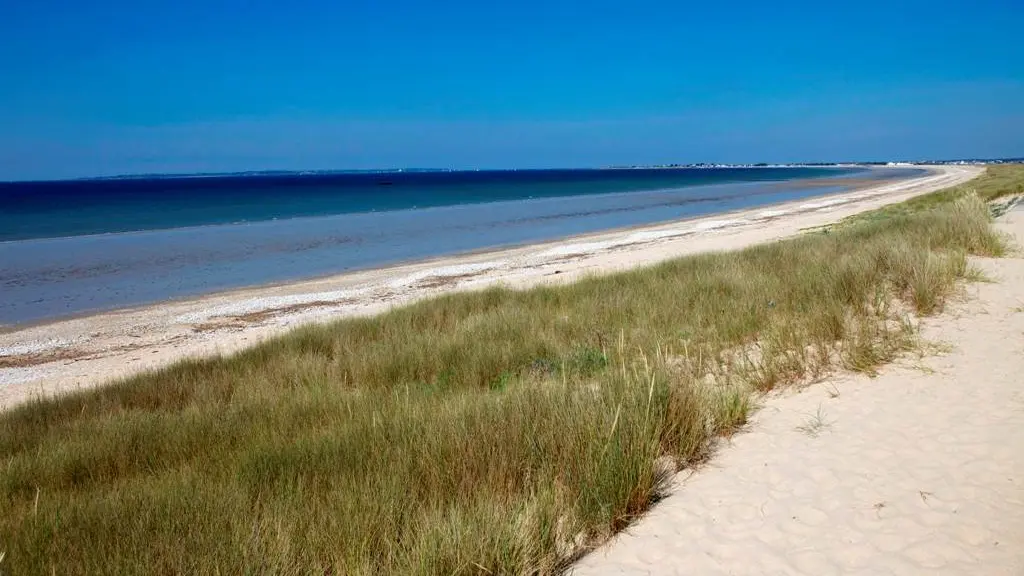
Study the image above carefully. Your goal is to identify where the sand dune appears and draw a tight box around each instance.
[0,165,979,409]
[571,206,1024,575]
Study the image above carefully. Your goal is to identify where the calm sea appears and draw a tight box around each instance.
[0,167,919,324]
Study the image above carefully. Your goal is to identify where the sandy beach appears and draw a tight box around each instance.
[0,165,980,410]
[571,190,1024,575]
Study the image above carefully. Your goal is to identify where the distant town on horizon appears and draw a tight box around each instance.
[19,156,1020,184]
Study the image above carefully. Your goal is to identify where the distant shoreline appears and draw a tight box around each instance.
[9,164,836,185]
[6,158,1019,185]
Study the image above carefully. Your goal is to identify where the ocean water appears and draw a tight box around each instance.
[0,167,920,325]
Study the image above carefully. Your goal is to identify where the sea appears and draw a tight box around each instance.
[0,167,922,325]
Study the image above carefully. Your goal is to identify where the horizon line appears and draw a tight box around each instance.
[4,158,1020,185]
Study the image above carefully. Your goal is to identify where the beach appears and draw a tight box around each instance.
[5,0,1021,571]
[4,163,1020,574]
[0,165,979,410]
[571,186,1024,575]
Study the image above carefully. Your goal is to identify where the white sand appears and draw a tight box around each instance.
[0,166,980,409]
[0,337,82,357]
[571,206,1024,575]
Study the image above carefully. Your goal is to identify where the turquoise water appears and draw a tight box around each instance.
[0,167,920,324]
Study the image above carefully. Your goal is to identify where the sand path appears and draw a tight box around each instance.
[571,207,1024,574]
[0,166,980,409]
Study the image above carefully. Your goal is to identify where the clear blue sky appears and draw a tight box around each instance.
[2,0,1022,180]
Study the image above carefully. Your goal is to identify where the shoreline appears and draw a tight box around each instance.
[0,168,914,330]
[0,165,980,410]
[0,169,894,328]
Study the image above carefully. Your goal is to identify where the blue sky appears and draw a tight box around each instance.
[2,0,1022,180]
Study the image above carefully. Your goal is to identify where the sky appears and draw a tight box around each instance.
[1,0,1022,180]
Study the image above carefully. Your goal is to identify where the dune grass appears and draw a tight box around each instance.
[841,163,1024,225]
[0,167,1018,575]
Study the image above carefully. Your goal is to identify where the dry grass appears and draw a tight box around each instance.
[797,404,833,438]
[0,167,1019,575]
[839,164,1024,226]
